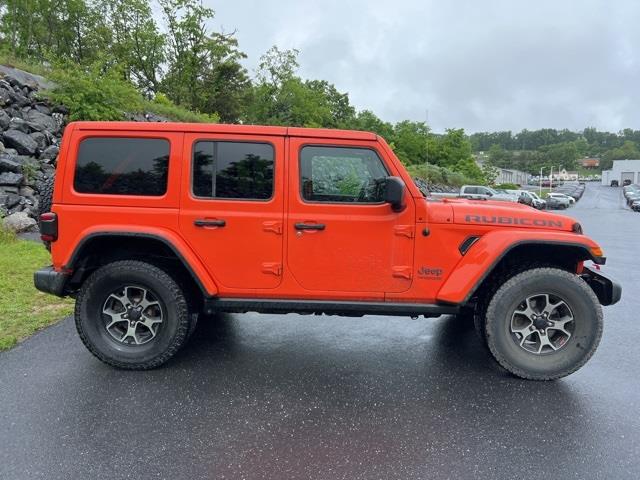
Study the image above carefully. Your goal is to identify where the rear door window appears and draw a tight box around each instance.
[74,137,169,196]
[192,141,274,200]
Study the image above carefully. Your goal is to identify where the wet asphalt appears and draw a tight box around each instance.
[1,183,638,480]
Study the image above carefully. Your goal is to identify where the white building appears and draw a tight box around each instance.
[601,159,640,185]
[495,168,530,185]
[475,157,530,185]
[554,169,579,182]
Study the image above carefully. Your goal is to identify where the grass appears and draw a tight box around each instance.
[0,229,73,350]
[0,51,49,77]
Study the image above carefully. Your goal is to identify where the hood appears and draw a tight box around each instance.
[446,198,573,231]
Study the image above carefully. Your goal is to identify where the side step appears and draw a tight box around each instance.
[204,298,459,317]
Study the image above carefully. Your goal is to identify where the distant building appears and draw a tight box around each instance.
[554,169,579,181]
[578,157,600,169]
[474,157,530,185]
[494,168,530,185]
[601,159,640,185]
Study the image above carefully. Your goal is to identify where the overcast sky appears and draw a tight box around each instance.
[206,0,640,133]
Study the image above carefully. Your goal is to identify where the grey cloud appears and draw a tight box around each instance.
[208,0,640,132]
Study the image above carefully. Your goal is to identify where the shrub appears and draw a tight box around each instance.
[21,161,40,184]
[406,163,479,187]
[406,163,444,184]
[144,96,218,123]
[45,62,217,123]
[47,61,144,121]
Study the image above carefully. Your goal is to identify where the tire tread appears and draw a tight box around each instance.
[485,267,603,380]
[75,260,190,370]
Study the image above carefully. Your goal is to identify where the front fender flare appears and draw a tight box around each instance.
[436,229,603,304]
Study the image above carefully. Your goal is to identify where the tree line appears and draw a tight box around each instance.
[471,128,640,173]
[1,1,635,183]
[0,0,487,184]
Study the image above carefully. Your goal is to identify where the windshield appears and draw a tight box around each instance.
[487,187,500,195]
[530,192,541,200]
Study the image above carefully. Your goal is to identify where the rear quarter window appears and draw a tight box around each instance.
[74,137,170,196]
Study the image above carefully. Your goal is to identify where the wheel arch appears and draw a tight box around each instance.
[438,238,604,305]
[64,232,217,299]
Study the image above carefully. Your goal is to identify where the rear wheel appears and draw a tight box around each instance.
[75,260,191,369]
[485,268,603,380]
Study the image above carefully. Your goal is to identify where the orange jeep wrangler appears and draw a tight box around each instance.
[34,122,621,379]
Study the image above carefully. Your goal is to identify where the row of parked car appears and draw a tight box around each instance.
[503,182,584,210]
[550,182,586,204]
[623,184,640,212]
[427,183,584,210]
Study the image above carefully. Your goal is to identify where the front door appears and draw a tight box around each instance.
[286,139,416,296]
[180,134,285,290]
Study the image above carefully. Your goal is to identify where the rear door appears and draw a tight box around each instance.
[179,134,285,290]
[286,138,416,296]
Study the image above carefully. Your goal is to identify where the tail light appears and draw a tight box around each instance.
[39,212,58,242]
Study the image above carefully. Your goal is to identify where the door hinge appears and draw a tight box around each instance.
[392,266,413,280]
[262,221,283,235]
[261,262,282,276]
[394,225,415,238]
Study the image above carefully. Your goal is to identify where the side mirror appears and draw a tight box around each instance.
[384,176,406,212]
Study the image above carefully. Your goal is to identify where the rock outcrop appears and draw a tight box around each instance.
[0,68,64,230]
[0,65,168,233]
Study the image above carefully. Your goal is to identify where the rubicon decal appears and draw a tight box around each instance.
[464,215,563,228]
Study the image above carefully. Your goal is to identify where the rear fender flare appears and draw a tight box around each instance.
[64,228,218,296]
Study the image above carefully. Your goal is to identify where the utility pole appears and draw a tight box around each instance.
[550,166,553,192]
[539,167,545,196]
[425,109,429,167]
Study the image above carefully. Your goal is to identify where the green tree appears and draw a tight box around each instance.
[159,0,249,120]
[247,46,355,128]
[602,141,640,170]
[538,142,579,170]
[95,0,166,94]
[391,120,430,165]
[349,110,394,140]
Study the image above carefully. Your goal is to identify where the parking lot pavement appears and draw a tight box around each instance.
[1,183,638,480]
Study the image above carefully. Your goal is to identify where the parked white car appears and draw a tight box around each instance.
[506,189,546,209]
[547,192,575,204]
[459,185,518,202]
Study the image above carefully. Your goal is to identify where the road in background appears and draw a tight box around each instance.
[1,183,638,480]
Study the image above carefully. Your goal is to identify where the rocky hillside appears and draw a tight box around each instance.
[0,66,173,233]
[0,67,65,232]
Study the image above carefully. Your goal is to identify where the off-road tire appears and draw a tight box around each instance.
[37,175,54,217]
[75,260,190,369]
[485,268,603,380]
[37,175,54,251]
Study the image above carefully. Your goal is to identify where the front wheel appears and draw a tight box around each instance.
[485,268,603,380]
[75,260,191,369]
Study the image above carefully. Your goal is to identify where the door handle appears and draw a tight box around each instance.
[294,222,325,231]
[194,219,226,227]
